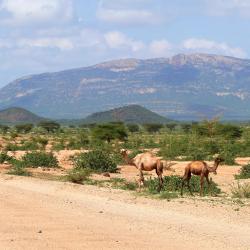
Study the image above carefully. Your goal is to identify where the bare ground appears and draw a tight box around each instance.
[0,174,249,250]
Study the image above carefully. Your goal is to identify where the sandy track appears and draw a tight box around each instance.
[0,175,249,250]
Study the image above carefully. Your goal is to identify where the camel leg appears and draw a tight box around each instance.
[205,175,211,195]
[187,175,193,196]
[200,175,204,196]
[138,167,144,192]
[156,169,163,192]
[181,178,186,196]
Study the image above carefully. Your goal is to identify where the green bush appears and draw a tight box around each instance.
[0,152,12,163]
[91,123,127,142]
[22,152,59,168]
[145,175,221,196]
[15,123,34,133]
[7,165,31,176]
[231,182,250,198]
[109,178,137,191]
[235,165,250,179]
[74,149,117,173]
[66,168,91,184]
[5,141,40,151]
[7,158,30,176]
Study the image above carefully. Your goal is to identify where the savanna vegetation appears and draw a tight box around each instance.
[0,118,250,199]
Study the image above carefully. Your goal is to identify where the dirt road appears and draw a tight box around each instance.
[0,175,249,250]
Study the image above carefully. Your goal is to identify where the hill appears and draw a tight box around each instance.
[1,53,250,120]
[0,107,45,124]
[80,105,172,124]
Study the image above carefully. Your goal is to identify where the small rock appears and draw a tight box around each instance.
[99,211,103,213]
[37,230,42,234]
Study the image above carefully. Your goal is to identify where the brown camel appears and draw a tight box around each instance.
[181,157,224,196]
[121,149,164,192]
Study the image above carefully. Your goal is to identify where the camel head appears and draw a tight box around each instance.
[212,156,224,175]
[120,149,128,157]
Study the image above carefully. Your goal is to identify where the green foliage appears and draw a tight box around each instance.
[5,141,40,151]
[74,149,117,173]
[109,178,137,191]
[32,137,48,148]
[52,141,65,151]
[7,165,31,176]
[235,165,250,179]
[0,152,12,163]
[216,124,242,139]
[15,123,34,133]
[21,151,59,168]
[231,182,250,198]
[145,175,221,196]
[143,123,163,133]
[127,124,140,133]
[165,123,177,131]
[66,168,91,184]
[0,125,10,133]
[181,123,192,133]
[91,123,127,142]
[38,121,60,133]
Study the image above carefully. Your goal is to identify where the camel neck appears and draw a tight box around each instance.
[123,153,134,165]
[207,160,219,172]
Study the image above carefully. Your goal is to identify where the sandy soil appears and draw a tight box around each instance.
[0,174,249,250]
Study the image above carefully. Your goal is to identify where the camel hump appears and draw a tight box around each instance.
[190,161,206,168]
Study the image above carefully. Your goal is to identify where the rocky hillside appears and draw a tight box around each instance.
[0,107,44,124]
[1,53,250,120]
[81,105,172,124]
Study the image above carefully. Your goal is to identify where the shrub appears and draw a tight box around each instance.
[5,142,40,151]
[0,125,10,134]
[74,149,117,173]
[7,158,30,176]
[38,121,60,133]
[231,182,250,198]
[109,178,137,191]
[32,137,48,148]
[91,123,127,142]
[52,142,65,151]
[145,175,221,196]
[7,165,31,176]
[22,152,59,168]
[0,152,12,163]
[127,124,140,133]
[15,123,34,133]
[235,165,250,179]
[66,168,91,184]
[143,123,163,133]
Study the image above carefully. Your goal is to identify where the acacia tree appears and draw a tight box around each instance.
[91,123,127,143]
[127,123,140,133]
[15,123,34,133]
[38,121,60,133]
[143,123,163,133]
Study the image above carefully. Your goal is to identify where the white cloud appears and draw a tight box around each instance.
[97,8,157,25]
[97,0,161,25]
[0,0,73,25]
[104,31,145,52]
[182,38,246,58]
[17,37,74,50]
[149,40,172,57]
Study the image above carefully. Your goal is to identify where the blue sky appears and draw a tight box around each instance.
[0,0,249,87]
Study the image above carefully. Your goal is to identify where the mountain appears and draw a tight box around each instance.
[80,105,172,124]
[1,53,250,120]
[0,107,45,124]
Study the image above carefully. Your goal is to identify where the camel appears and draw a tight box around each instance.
[181,157,224,196]
[120,149,164,192]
